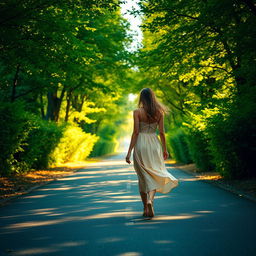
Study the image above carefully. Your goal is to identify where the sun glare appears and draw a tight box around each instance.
[128,93,137,102]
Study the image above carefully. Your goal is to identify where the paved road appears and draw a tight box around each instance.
[0,152,256,256]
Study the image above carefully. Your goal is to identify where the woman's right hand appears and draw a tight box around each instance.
[163,150,169,160]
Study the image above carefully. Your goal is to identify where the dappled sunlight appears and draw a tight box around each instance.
[82,211,141,220]
[2,217,76,231]
[116,252,142,256]
[154,240,174,244]
[88,160,128,167]
[129,213,203,226]
[106,172,134,176]
[57,160,99,168]
[179,177,200,181]
[193,210,214,214]
[68,180,138,189]
[93,199,141,203]
[61,175,102,181]
[13,241,87,255]
[99,192,130,196]
[13,247,59,255]
[22,194,49,199]
[116,253,142,256]
[64,206,110,215]
[75,168,134,175]
[36,186,77,191]
[0,153,226,255]
[97,237,125,243]
[1,211,141,232]
[57,168,135,181]
[152,214,201,221]
[155,195,169,199]
[1,210,206,233]
[0,154,218,236]
[110,195,140,199]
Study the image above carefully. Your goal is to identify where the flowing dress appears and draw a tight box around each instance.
[133,121,179,194]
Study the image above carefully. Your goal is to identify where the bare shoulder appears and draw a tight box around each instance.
[159,111,164,118]
[156,109,163,116]
[133,108,140,115]
[157,111,164,123]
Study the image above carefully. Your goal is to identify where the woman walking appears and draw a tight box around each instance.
[125,88,179,218]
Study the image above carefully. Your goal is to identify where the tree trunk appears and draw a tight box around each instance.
[65,90,72,122]
[46,87,66,122]
[79,94,86,112]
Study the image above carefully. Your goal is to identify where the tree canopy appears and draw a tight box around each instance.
[0,0,255,179]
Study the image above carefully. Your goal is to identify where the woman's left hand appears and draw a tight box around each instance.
[125,153,131,164]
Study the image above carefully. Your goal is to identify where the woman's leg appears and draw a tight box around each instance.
[148,189,156,203]
[140,191,148,216]
[147,189,156,217]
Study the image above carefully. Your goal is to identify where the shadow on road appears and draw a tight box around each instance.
[0,152,256,256]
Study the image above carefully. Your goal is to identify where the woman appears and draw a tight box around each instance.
[125,88,179,218]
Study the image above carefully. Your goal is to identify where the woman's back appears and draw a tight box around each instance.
[137,107,161,124]
[139,121,158,134]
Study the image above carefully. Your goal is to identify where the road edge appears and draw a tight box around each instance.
[0,167,84,208]
[0,152,122,208]
[169,165,256,204]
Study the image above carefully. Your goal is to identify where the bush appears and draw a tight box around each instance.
[90,122,118,157]
[90,138,118,157]
[50,124,99,165]
[0,101,99,176]
[167,127,192,164]
[206,93,256,178]
[20,117,63,170]
[186,128,215,172]
[0,101,34,176]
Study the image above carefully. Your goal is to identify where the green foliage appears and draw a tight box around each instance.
[90,139,118,157]
[0,101,100,175]
[20,117,64,170]
[0,0,131,122]
[206,92,256,178]
[50,124,99,165]
[186,128,215,172]
[3,0,255,181]
[137,0,256,179]
[0,1,132,176]
[0,101,33,175]
[166,127,192,164]
[90,122,119,157]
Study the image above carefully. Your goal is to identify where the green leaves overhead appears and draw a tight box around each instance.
[0,0,131,122]
[0,0,134,174]
[137,0,256,178]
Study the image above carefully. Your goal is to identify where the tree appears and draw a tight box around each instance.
[136,0,256,177]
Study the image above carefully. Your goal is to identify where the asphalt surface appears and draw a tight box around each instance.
[0,152,256,256]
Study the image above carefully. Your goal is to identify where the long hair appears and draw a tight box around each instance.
[138,88,169,122]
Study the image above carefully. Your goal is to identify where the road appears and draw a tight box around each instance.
[0,152,256,256]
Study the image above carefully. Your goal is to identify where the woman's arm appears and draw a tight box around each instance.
[158,113,169,160]
[125,110,140,164]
